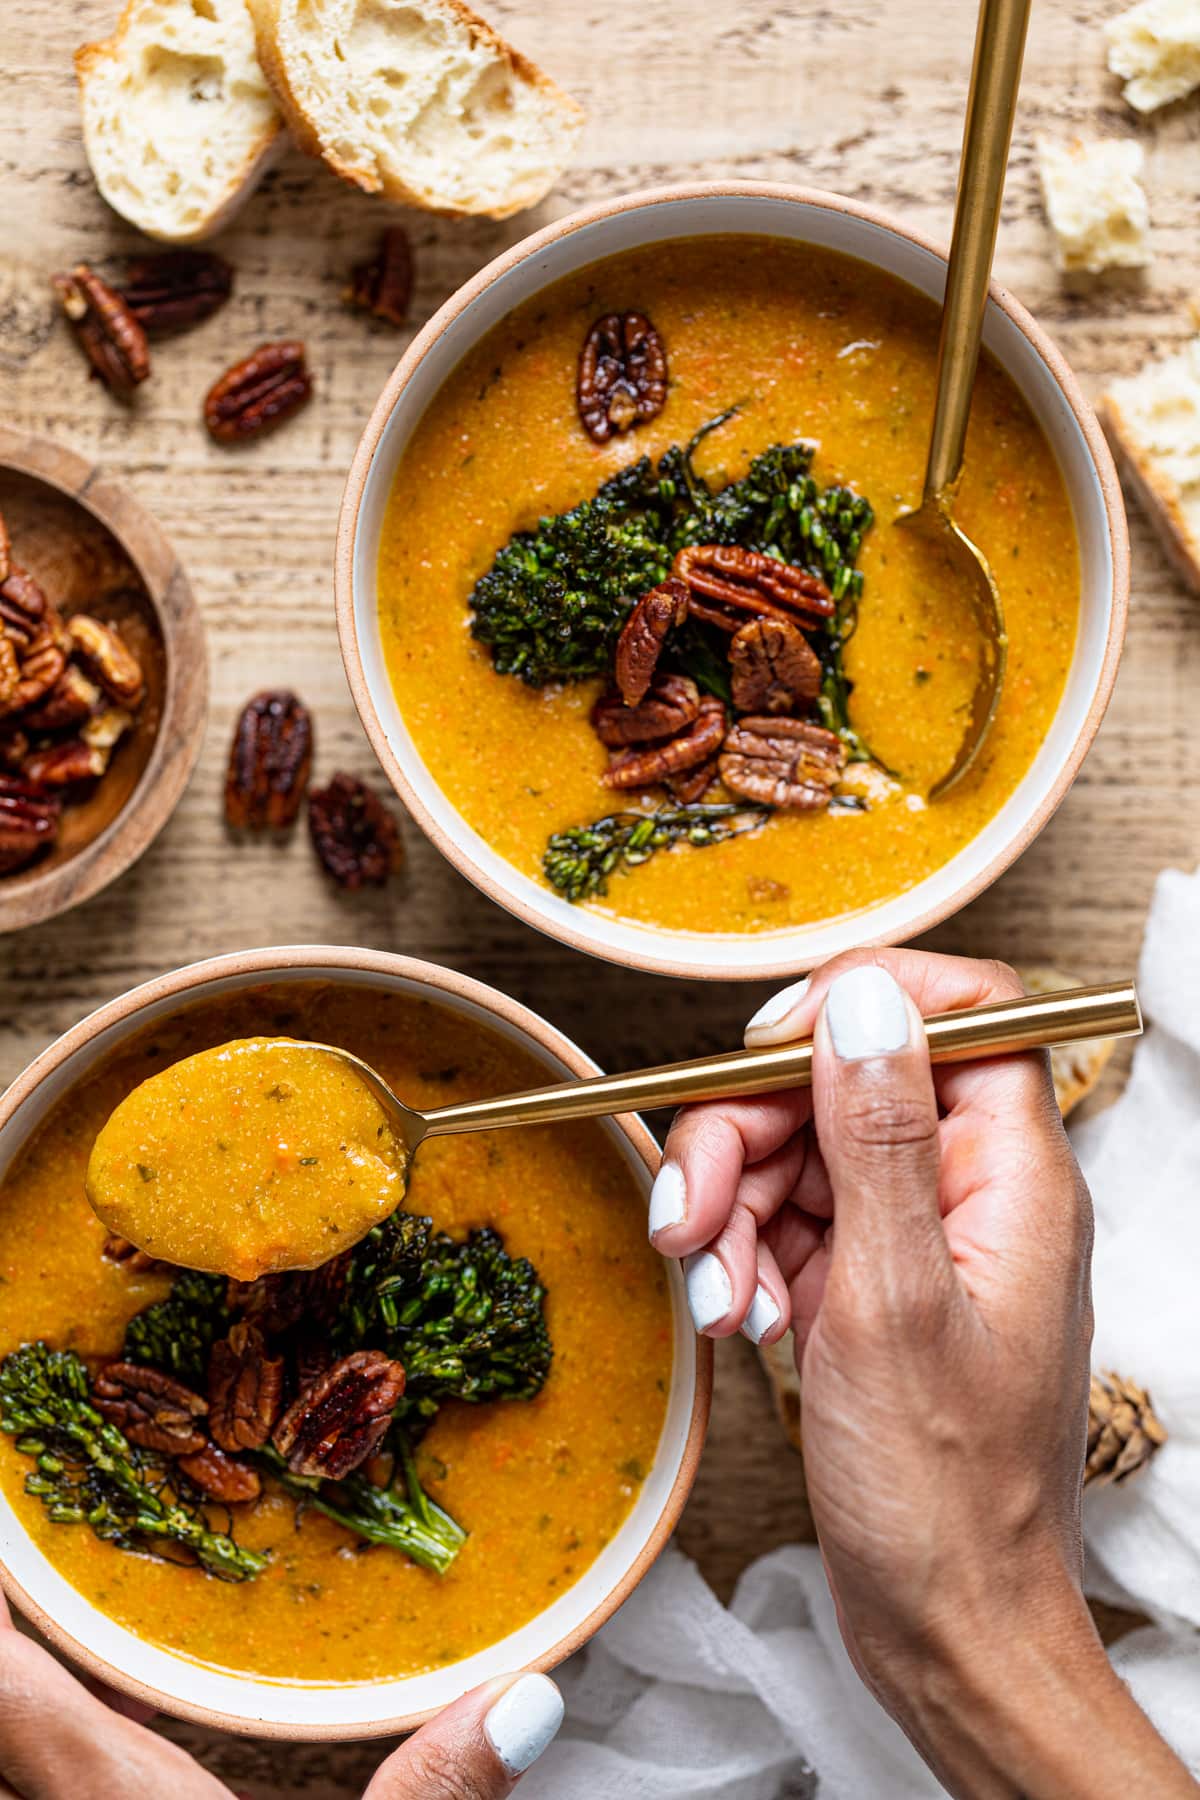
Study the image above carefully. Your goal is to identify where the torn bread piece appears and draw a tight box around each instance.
[1035,135,1151,274]
[1105,0,1200,114]
[1103,337,1200,594]
[247,0,585,219]
[76,0,284,243]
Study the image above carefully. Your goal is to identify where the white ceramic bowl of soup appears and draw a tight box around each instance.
[336,181,1128,980]
[0,946,709,1739]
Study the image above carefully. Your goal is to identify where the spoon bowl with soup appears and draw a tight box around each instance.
[88,981,1142,1279]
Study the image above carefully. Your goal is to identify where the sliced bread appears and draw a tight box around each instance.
[76,0,285,243]
[1103,338,1200,595]
[246,0,584,218]
[1105,0,1200,114]
[1034,135,1151,274]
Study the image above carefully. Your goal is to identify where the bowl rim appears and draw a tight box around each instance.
[335,179,1129,981]
[0,943,711,1738]
[0,426,208,933]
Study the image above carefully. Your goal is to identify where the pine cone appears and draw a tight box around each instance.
[1086,1371,1167,1487]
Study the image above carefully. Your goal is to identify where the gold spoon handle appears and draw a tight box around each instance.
[924,0,1031,503]
[419,982,1140,1138]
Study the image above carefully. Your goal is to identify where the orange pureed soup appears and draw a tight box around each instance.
[0,985,671,1683]
[378,236,1079,933]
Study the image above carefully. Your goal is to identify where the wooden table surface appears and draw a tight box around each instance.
[1,0,1197,1790]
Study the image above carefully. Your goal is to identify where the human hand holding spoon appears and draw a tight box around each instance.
[85,980,1140,1281]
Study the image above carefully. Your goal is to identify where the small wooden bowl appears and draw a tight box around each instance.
[0,428,206,932]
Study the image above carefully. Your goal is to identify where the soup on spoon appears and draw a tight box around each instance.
[85,1038,408,1280]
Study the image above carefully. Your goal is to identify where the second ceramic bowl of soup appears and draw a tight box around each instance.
[336,182,1128,980]
[0,947,707,1737]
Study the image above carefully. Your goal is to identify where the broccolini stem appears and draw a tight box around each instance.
[257,1445,466,1577]
[0,1343,267,1583]
[544,801,771,902]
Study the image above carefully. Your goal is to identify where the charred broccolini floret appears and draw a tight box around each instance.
[2,1209,551,1584]
[336,1208,432,1343]
[0,1342,265,1582]
[542,801,773,903]
[337,1218,552,1432]
[121,1269,229,1387]
[468,418,874,689]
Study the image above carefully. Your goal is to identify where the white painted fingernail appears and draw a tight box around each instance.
[485,1673,564,1774]
[648,1160,686,1239]
[739,1283,781,1344]
[825,965,911,1060]
[685,1252,733,1332]
[745,976,810,1039]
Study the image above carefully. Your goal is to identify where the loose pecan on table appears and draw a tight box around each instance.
[225,690,313,830]
[613,576,689,706]
[591,673,700,746]
[176,1442,262,1504]
[208,1323,284,1453]
[120,251,233,336]
[719,716,846,811]
[308,773,402,889]
[67,614,144,708]
[673,546,835,632]
[204,340,312,443]
[729,616,822,715]
[604,694,727,791]
[52,265,150,396]
[0,773,60,873]
[345,227,414,327]
[94,1361,208,1455]
[102,1234,169,1275]
[272,1350,406,1480]
[577,311,668,442]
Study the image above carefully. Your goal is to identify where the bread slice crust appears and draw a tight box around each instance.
[76,0,285,244]
[1104,383,1200,596]
[247,0,584,219]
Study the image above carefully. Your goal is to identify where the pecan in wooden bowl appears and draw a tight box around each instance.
[0,428,206,930]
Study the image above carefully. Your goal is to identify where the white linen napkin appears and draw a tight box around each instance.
[1074,864,1200,1633]
[524,1544,1200,1797]
[526,864,1200,1796]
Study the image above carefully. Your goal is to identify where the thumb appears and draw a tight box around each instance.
[812,964,952,1290]
[364,1673,564,1798]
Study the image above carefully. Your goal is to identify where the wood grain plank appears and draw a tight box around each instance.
[1,0,1196,1787]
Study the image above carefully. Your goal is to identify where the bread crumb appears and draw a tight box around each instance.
[1035,135,1151,274]
[1105,0,1200,114]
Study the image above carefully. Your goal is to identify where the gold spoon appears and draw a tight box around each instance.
[89,983,1138,1277]
[335,979,1138,1150]
[898,0,1032,798]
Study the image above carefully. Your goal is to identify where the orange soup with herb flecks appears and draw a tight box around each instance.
[377,235,1078,932]
[0,983,672,1683]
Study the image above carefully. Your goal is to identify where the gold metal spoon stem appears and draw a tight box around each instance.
[899,0,1031,798]
[340,981,1140,1151]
